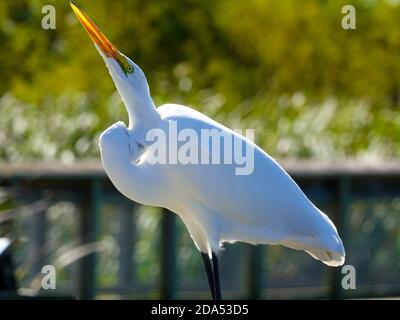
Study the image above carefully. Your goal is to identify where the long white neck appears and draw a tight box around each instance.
[118,85,160,131]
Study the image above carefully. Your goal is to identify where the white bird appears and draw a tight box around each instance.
[71,2,345,300]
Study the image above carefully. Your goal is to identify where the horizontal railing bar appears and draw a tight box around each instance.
[1,160,400,179]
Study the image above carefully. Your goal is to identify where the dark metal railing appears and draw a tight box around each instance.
[0,161,399,299]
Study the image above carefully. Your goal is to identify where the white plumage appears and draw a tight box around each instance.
[100,103,345,267]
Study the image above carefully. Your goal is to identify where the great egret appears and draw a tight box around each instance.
[71,2,345,300]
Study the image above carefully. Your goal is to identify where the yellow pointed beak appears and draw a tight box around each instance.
[70,1,119,59]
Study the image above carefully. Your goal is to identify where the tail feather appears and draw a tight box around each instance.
[306,248,345,267]
[281,206,346,267]
[281,233,346,267]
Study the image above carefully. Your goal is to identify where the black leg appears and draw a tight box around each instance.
[201,252,216,300]
[212,252,222,300]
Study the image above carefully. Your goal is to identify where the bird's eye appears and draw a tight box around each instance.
[126,65,134,73]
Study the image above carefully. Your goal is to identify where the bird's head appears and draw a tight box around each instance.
[71,2,155,126]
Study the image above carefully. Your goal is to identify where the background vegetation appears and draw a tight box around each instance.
[1,0,400,162]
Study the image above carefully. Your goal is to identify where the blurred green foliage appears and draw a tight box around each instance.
[0,0,400,162]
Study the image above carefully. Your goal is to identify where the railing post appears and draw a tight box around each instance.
[248,245,265,299]
[160,209,177,299]
[118,201,136,295]
[28,202,47,279]
[330,175,350,299]
[78,177,101,300]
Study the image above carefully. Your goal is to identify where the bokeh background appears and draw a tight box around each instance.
[0,0,399,299]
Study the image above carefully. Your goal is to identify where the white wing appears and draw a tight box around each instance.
[154,104,345,266]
